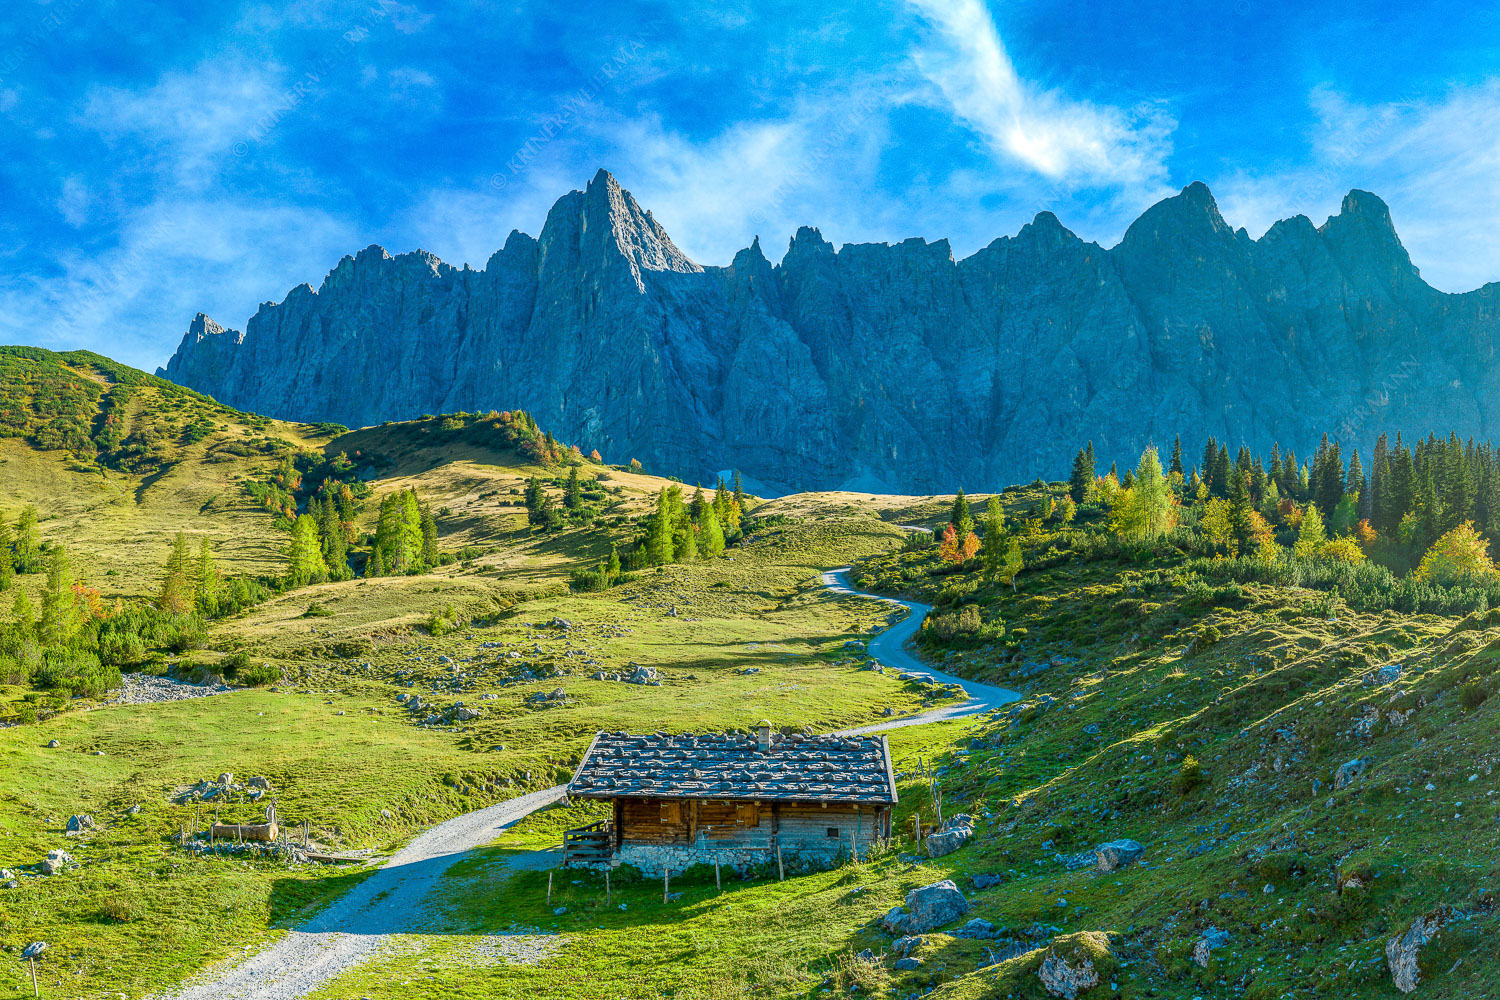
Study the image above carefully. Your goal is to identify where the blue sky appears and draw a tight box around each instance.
[3,0,1499,371]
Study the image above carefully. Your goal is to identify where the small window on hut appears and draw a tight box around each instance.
[734,802,760,826]
[826,827,840,839]
[659,801,683,824]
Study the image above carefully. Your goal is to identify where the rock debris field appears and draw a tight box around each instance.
[108,673,235,705]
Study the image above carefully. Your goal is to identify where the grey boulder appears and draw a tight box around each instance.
[1094,839,1144,872]
[882,879,968,935]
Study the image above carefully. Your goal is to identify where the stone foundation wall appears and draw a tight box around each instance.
[613,842,845,878]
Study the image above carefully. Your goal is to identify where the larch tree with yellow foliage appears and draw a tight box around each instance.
[1415,522,1497,585]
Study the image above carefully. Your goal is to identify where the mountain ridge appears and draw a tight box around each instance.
[160,170,1500,493]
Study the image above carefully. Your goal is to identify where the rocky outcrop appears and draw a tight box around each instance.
[160,170,1500,493]
[882,879,969,935]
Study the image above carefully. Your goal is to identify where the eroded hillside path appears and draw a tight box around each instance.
[154,785,566,1000]
[821,567,1020,733]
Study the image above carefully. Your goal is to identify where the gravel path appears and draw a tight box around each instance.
[152,784,566,1000]
[109,673,234,705]
[821,566,1020,734]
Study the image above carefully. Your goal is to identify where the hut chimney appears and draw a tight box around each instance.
[756,719,773,752]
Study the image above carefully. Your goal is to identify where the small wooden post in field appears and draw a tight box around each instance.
[547,871,553,906]
[912,811,920,847]
[776,844,784,882]
[28,956,38,997]
[605,869,611,905]
[663,869,669,904]
[714,860,721,891]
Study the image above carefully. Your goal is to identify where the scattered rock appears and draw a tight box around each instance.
[1192,926,1230,967]
[39,849,72,875]
[891,935,924,958]
[926,814,974,857]
[1093,839,1144,873]
[45,740,60,748]
[1333,757,1368,790]
[1368,663,1403,686]
[247,776,270,790]
[956,917,997,938]
[217,773,234,787]
[972,873,1005,890]
[1038,951,1099,999]
[882,879,968,935]
[1386,908,1451,994]
[893,957,922,971]
[126,804,141,816]
[64,815,95,834]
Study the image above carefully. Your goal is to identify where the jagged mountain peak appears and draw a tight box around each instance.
[160,169,1494,494]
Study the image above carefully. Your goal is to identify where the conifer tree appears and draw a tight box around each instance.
[420,503,438,568]
[1293,504,1327,559]
[690,485,707,524]
[196,539,220,616]
[286,514,328,587]
[158,532,193,614]
[10,588,35,641]
[1200,439,1219,494]
[982,496,1007,578]
[952,488,973,539]
[0,513,12,592]
[1170,435,1184,476]
[701,505,725,558]
[607,545,622,579]
[366,545,386,578]
[565,466,581,509]
[1213,445,1231,497]
[648,489,673,565]
[732,471,748,513]
[1069,446,1094,503]
[14,505,39,574]
[39,546,79,647]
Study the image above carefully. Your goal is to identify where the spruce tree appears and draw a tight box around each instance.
[690,485,707,524]
[366,545,385,578]
[1170,436,1184,476]
[565,466,581,509]
[1213,445,1231,497]
[952,489,973,540]
[733,471,747,513]
[1200,439,1219,494]
[1069,446,1094,503]
[607,545,622,579]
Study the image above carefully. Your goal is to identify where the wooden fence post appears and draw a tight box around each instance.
[547,872,553,906]
[776,844,784,882]
[715,860,721,891]
[29,956,39,997]
[663,869,669,904]
[605,870,611,905]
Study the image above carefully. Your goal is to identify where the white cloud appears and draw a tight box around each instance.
[1214,82,1500,292]
[0,198,359,371]
[903,0,1175,190]
[56,175,90,227]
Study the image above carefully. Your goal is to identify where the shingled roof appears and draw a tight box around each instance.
[568,730,898,804]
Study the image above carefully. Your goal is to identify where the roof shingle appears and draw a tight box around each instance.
[568,731,897,804]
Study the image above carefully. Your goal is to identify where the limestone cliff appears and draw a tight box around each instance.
[159,170,1500,493]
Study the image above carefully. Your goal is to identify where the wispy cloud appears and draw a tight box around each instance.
[903,0,1175,190]
[1214,81,1500,292]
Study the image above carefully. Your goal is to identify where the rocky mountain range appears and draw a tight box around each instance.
[159,169,1500,494]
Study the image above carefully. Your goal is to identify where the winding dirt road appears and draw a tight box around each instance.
[821,567,1020,734]
[154,785,566,1000]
